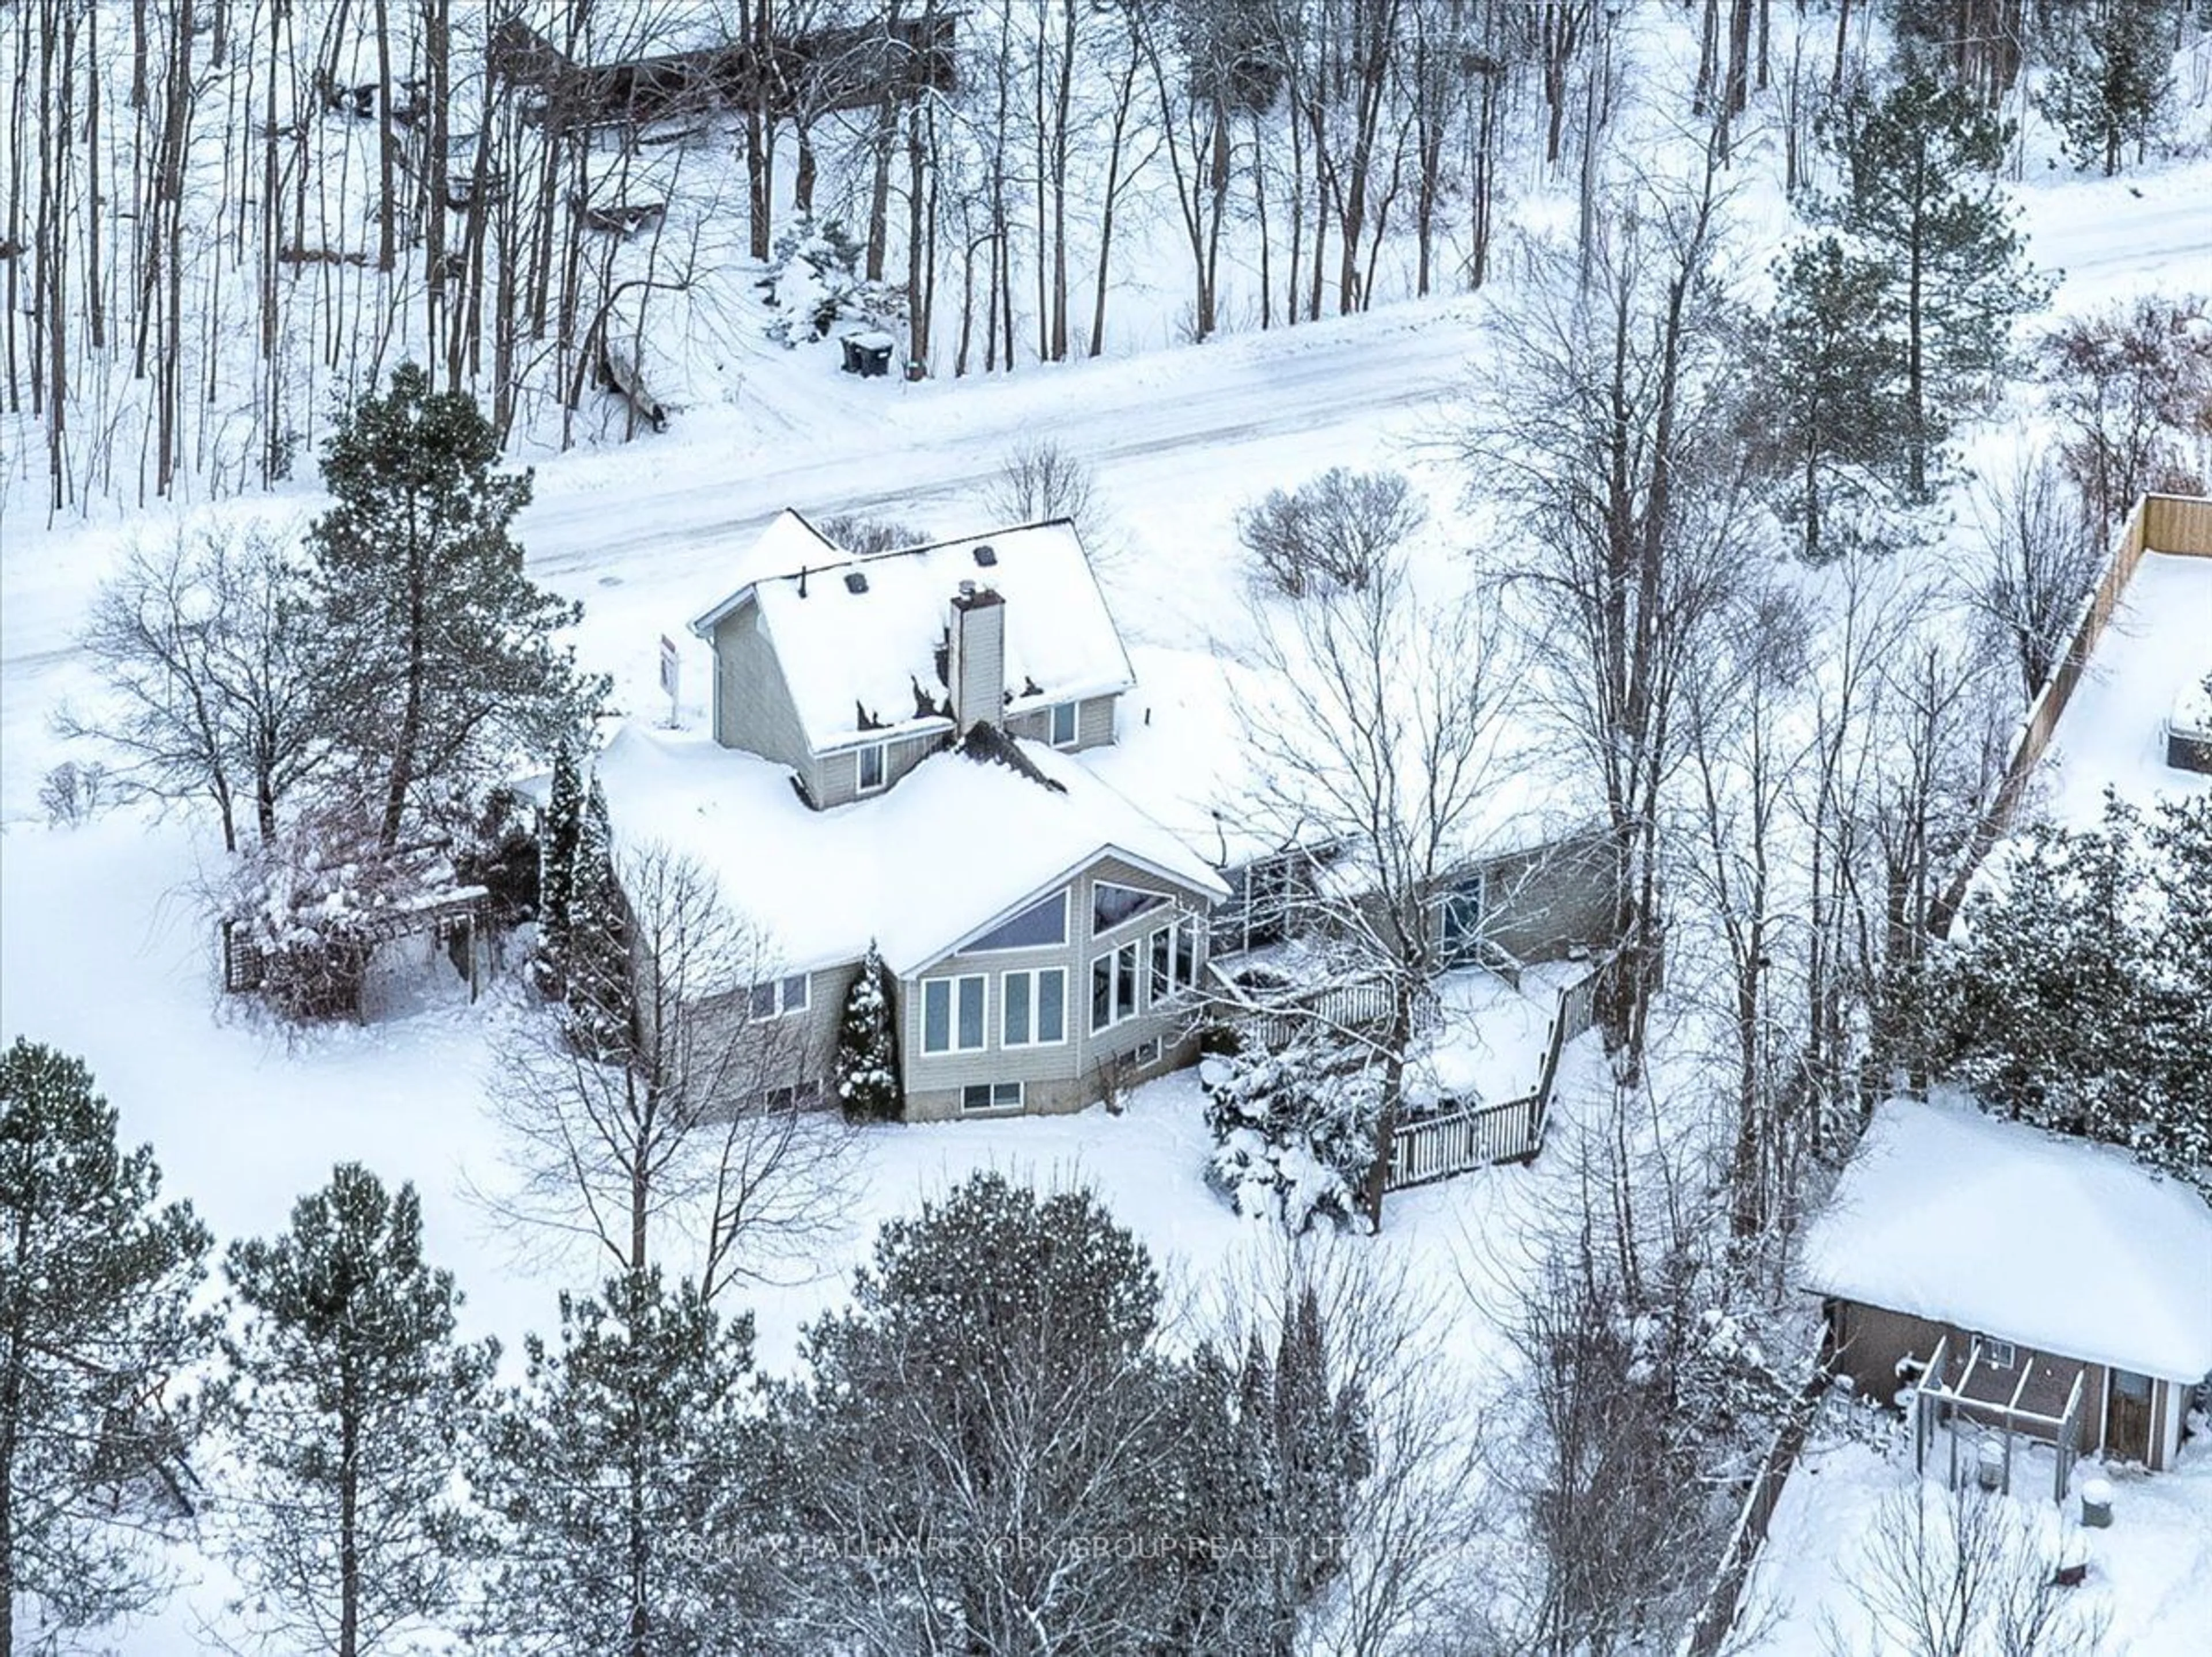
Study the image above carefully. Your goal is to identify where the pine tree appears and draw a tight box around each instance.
[0,1042,211,1657]
[308,362,605,848]
[2040,1,2176,177]
[1813,71,2051,498]
[219,1164,497,1657]
[832,943,901,1121]
[476,1271,763,1657]
[534,739,584,995]
[1762,235,1912,559]
[562,775,634,1053]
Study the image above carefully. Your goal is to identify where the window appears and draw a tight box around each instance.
[748,973,810,1020]
[969,892,1068,953]
[962,1080,1024,1113]
[1050,700,1079,747]
[2114,1368,2152,1402]
[1093,881,1168,935]
[1091,942,1139,1033]
[1147,917,1202,1004]
[1128,1036,1162,1067]
[1439,874,1485,962]
[921,974,987,1054]
[1982,1338,2017,1370]
[857,742,887,793]
[1002,968,1067,1047]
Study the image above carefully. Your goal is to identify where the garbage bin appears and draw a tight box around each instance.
[840,330,896,378]
[2081,1478,2113,1529]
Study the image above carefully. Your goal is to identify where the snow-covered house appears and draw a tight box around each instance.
[594,509,1618,1121]
[1802,1098,2212,1473]
[584,511,1225,1120]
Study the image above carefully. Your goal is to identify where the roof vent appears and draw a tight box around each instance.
[957,578,976,598]
[844,570,869,595]
[972,543,998,567]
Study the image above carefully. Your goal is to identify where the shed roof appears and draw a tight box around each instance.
[1800,1097,2212,1382]
[690,511,1135,752]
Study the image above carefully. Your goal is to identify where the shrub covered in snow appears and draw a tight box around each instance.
[2175,668,2212,740]
[760,217,904,347]
[1201,1039,1382,1231]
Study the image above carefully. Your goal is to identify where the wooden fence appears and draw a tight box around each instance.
[1931,492,2212,935]
[1680,1368,1834,1657]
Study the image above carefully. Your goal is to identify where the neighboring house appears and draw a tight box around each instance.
[1802,1098,2212,1474]
[593,508,1615,1121]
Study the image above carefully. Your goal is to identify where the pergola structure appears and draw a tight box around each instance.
[1911,1332,2088,1505]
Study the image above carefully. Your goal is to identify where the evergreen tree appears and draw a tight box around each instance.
[476,1270,763,1657]
[831,943,900,1121]
[0,1042,211,1657]
[2040,1,2176,177]
[1813,71,2051,497]
[308,362,605,848]
[219,1165,497,1657]
[1762,235,1912,559]
[1936,793,2212,1188]
[560,776,634,1053]
[533,740,584,995]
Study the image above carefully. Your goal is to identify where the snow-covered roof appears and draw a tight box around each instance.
[689,510,1136,752]
[1800,1097,2212,1382]
[590,722,1226,978]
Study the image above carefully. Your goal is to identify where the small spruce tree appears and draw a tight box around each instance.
[219,1164,497,1657]
[2040,1,2176,178]
[0,1042,212,1655]
[832,943,901,1121]
[534,739,585,995]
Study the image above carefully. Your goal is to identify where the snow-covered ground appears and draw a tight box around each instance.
[1743,1434,2212,1656]
[2032,549,2212,827]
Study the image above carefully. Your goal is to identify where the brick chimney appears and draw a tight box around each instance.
[949,582,1006,732]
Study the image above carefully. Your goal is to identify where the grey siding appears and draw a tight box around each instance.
[710,602,818,793]
[815,727,950,809]
[1472,828,1619,965]
[691,962,856,1112]
[896,852,1215,1120]
[1003,692,1120,753]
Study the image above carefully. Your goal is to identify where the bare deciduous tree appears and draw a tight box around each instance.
[1459,142,1755,1083]
[1236,554,1523,1226]
[1823,1480,2108,1657]
[1237,466,1425,598]
[59,524,327,852]
[984,434,1100,524]
[1968,448,2104,704]
[480,842,854,1303]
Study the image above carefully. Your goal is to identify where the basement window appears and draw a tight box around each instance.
[961,1080,1023,1113]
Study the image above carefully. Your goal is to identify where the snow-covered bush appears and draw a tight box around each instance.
[2175,669,2212,740]
[834,944,902,1121]
[760,217,903,347]
[1201,1039,1381,1232]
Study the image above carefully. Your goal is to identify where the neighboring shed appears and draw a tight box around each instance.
[1802,1098,2212,1481]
